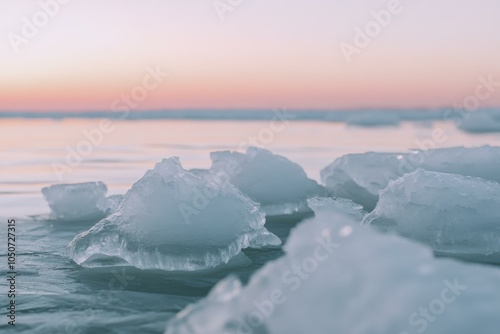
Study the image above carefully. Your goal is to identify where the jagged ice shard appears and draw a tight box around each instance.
[321,146,500,211]
[67,157,280,271]
[209,147,326,215]
[42,181,122,221]
[364,169,500,263]
[165,212,500,334]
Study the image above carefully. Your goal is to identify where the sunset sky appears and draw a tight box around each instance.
[1,0,499,111]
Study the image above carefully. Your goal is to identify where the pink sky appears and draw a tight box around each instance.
[1,0,499,111]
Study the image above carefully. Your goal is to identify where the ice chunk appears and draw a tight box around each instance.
[458,109,500,133]
[363,169,500,262]
[42,182,122,221]
[67,157,280,271]
[100,194,123,214]
[165,212,500,334]
[345,111,400,127]
[209,147,326,215]
[321,146,500,211]
[307,197,366,221]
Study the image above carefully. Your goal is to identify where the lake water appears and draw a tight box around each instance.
[1,118,500,333]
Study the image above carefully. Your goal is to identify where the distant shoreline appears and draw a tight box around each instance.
[0,109,457,121]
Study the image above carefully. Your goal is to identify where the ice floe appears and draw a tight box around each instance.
[208,147,326,215]
[67,157,280,271]
[345,111,400,127]
[165,211,500,334]
[321,146,500,211]
[364,169,500,263]
[458,109,500,133]
[42,182,122,221]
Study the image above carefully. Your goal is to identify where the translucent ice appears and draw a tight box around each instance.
[307,197,366,221]
[321,146,500,211]
[165,212,500,334]
[363,169,500,262]
[42,182,122,221]
[209,147,326,215]
[67,157,280,271]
